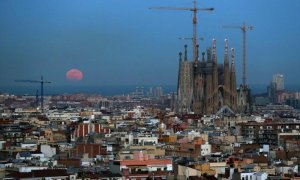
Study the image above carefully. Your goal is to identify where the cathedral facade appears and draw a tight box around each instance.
[177,39,237,115]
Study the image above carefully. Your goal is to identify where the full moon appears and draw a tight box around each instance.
[66,69,83,81]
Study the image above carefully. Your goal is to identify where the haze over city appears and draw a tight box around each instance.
[1,0,300,94]
[3,1,300,179]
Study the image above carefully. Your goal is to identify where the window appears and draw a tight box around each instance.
[125,156,131,160]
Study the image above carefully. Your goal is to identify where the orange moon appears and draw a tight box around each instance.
[66,69,83,81]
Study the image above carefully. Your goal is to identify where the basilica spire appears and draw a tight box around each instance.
[212,38,217,64]
[179,52,182,62]
[184,45,188,61]
[224,38,230,106]
[224,38,229,64]
[231,48,235,72]
[230,47,237,111]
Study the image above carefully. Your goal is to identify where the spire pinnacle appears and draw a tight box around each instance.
[184,45,188,61]
[231,48,235,66]
[224,38,229,65]
[225,38,228,55]
[179,52,182,62]
[212,38,217,63]
[207,48,211,62]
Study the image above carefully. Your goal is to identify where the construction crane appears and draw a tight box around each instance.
[223,22,254,87]
[149,0,214,67]
[15,76,51,112]
[35,89,39,108]
[178,37,204,41]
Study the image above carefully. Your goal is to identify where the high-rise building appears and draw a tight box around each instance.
[154,86,163,98]
[267,74,285,104]
[176,39,237,115]
[148,87,153,97]
[272,74,284,91]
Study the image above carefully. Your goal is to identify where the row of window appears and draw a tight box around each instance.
[247,125,299,130]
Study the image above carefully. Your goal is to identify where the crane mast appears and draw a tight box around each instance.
[192,0,197,66]
[15,76,51,113]
[223,22,253,87]
[149,0,213,67]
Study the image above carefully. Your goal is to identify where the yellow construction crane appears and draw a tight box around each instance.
[223,22,254,87]
[149,0,214,67]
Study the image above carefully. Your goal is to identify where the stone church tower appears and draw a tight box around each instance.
[176,38,237,115]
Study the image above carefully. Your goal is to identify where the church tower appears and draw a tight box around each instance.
[177,45,194,113]
[177,38,238,116]
[212,38,219,113]
[205,47,213,114]
[230,48,237,111]
[192,45,205,114]
[223,39,230,107]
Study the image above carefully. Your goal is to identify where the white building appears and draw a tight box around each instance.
[240,171,254,180]
[40,144,56,158]
[201,142,211,156]
[133,135,158,146]
[255,172,268,180]
[272,74,284,90]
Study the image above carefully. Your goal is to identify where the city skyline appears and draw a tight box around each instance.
[1,0,300,90]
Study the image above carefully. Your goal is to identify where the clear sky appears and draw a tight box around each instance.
[1,0,300,90]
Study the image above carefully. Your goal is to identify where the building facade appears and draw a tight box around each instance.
[272,74,284,91]
[177,39,237,115]
[239,120,300,146]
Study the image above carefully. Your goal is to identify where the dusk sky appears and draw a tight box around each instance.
[1,0,300,91]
